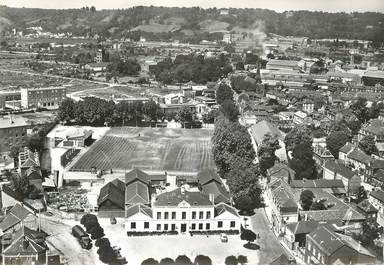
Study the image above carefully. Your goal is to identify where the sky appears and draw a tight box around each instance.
[2,0,384,12]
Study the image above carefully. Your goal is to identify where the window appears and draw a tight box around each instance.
[206,223,210,230]
[199,223,203,230]
[218,221,223,228]
[192,211,196,219]
[157,224,161,231]
[164,212,169,220]
[164,224,168,230]
[130,222,136,229]
[144,222,149,229]
[206,211,211,219]
[192,223,196,230]
[157,212,161,220]
[230,221,236,228]
[172,212,176,219]
[199,211,204,219]
[171,224,176,231]
[182,212,186,219]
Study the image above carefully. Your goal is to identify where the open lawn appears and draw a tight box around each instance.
[71,127,215,172]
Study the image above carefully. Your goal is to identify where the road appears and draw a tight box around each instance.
[249,208,288,265]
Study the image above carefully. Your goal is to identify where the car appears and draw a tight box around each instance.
[220,233,228,243]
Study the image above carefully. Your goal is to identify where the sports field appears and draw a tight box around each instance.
[70,127,215,172]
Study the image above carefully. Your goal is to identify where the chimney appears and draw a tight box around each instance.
[9,114,13,124]
[209,193,215,205]
[181,186,186,195]
[22,238,29,250]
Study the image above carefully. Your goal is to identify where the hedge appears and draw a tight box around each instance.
[190,229,240,235]
[127,231,178,236]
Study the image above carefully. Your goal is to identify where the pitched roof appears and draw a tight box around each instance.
[0,204,33,232]
[201,182,230,204]
[269,254,294,265]
[214,202,239,217]
[357,199,377,213]
[339,142,354,154]
[125,204,152,219]
[125,181,150,205]
[3,227,47,256]
[370,189,384,203]
[290,179,345,189]
[249,120,284,146]
[270,180,298,212]
[286,220,319,235]
[98,179,125,209]
[154,188,212,207]
[197,169,221,186]
[373,169,384,183]
[125,168,150,185]
[323,161,356,180]
[267,163,295,181]
[347,148,371,165]
[371,159,384,169]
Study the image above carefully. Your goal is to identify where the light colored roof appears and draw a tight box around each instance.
[125,204,152,219]
[154,188,212,207]
[363,71,384,79]
[125,181,150,205]
[214,202,239,217]
[339,142,354,154]
[249,120,284,146]
[267,59,299,67]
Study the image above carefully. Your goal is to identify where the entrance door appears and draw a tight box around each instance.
[181,223,187,233]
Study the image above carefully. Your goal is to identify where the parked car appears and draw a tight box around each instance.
[71,225,92,249]
[220,233,228,243]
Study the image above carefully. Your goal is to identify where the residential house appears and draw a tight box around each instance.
[0,203,37,233]
[266,163,295,184]
[359,119,384,143]
[265,179,299,235]
[284,220,319,250]
[356,199,378,223]
[290,179,346,197]
[293,111,308,125]
[98,179,125,218]
[368,189,384,226]
[338,143,355,162]
[197,169,231,204]
[313,145,334,168]
[266,60,300,71]
[323,161,361,195]
[305,226,376,265]
[20,87,66,110]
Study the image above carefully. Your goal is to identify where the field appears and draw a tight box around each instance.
[70,127,215,172]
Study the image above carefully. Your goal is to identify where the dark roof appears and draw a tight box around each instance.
[0,204,32,232]
[197,169,221,186]
[154,188,212,207]
[339,142,354,154]
[125,181,150,205]
[290,179,344,189]
[250,120,284,146]
[269,254,294,265]
[371,159,384,169]
[98,179,125,209]
[125,204,152,219]
[373,169,384,183]
[1,185,24,203]
[286,220,319,235]
[201,181,230,204]
[267,163,295,182]
[3,226,47,256]
[308,225,375,258]
[370,189,384,203]
[357,199,378,213]
[347,148,371,165]
[323,161,356,180]
[125,169,150,185]
[270,180,298,212]
[214,203,239,218]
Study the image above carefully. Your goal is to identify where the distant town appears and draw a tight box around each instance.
[0,4,384,265]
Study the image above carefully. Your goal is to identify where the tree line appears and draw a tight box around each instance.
[212,82,263,213]
[150,54,233,85]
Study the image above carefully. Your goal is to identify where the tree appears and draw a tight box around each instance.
[57,98,75,123]
[359,135,378,156]
[26,134,44,154]
[300,190,315,211]
[89,224,105,240]
[142,258,159,265]
[143,100,163,124]
[284,125,313,153]
[9,173,29,196]
[356,186,368,203]
[159,257,175,265]
[177,106,195,128]
[225,256,238,265]
[237,255,248,265]
[289,142,317,180]
[219,100,239,122]
[258,133,280,176]
[216,83,233,105]
[175,255,192,265]
[202,110,217,124]
[194,255,212,265]
[95,238,110,249]
[326,131,351,158]
[369,101,384,119]
[240,229,257,244]
[310,199,328,210]
[350,97,369,123]
[97,245,117,264]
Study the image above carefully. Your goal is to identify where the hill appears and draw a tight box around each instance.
[0,6,383,43]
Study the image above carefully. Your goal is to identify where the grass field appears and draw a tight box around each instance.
[70,127,215,172]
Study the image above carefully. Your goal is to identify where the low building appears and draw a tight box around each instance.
[197,169,231,204]
[20,87,66,109]
[98,179,125,218]
[362,71,384,86]
[290,179,346,197]
[0,203,37,233]
[359,119,384,143]
[313,145,334,168]
[356,199,378,223]
[266,60,300,71]
[323,161,360,195]
[368,189,384,226]
[304,226,376,265]
[293,111,308,125]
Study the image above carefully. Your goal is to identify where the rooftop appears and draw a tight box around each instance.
[249,120,285,146]
[154,188,212,207]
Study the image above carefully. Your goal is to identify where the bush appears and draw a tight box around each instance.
[175,255,192,265]
[194,255,212,265]
[80,214,98,231]
[89,224,105,240]
[142,258,159,265]
[225,256,238,265]
[237,255,248,265]
[159,257,174,265]
[190,230,239,236]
